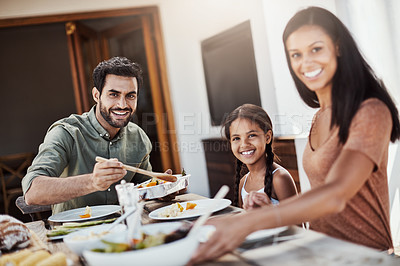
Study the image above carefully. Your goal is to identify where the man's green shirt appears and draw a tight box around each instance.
[22,106,152,214]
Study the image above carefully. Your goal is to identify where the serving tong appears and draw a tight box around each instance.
[95,156,177,182]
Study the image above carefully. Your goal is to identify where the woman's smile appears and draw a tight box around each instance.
[286,25,338,95]
[303,68,322,79]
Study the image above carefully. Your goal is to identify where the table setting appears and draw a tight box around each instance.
[2,165,398,266]
[2,167,243,266]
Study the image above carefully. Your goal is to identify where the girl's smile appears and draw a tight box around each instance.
[229,118,271,167]
[240,150,255,156]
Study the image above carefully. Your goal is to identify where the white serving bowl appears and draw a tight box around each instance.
[83,222,214,266]
[64,223,127,256]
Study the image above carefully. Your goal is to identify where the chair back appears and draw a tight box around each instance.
[0,152,35,214]
[15,195,51,221]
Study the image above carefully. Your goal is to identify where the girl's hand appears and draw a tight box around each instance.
[243,191,271,210]
[188,214,250,264]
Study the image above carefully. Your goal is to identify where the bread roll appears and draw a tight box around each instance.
[0,249,33,265]
[19,250,50,266]
[36,252,67,266]
[0,215,31,251]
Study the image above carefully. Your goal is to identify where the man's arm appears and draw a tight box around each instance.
[25,159,127,205]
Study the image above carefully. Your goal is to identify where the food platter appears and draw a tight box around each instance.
[148,198,231,220]
[137,174,190,200]
[48,205,121,223]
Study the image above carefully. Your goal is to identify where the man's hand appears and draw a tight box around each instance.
[91,158,127,191]
[243,191,271,210]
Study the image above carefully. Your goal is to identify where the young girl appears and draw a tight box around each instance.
[222,104,298,208]
[191,7,400,263]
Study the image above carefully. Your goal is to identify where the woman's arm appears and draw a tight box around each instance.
[189,149,374,263]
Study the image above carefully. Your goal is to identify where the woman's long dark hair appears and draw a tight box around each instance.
[282,6,400,144]
[222,104,275,206]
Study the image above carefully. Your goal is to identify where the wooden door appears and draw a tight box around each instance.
[65,21,99,114]
[0,7,181,173]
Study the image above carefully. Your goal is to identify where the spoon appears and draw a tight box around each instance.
[188,185,230,237]
[95,156,177,182]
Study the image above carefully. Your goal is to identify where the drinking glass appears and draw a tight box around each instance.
[116,180,141,241]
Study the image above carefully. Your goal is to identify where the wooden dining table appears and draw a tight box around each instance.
[24,193,399,265]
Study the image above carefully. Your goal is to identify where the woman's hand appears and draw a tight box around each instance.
[188,214,250,264]
[243,191,271,210]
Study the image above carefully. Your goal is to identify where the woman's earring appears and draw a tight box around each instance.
[336,45,341,57]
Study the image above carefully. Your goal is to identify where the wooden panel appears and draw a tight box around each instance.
[273,138,301,192]
[149,11,182,173]
[65,22,84,114]
[0,7,158,28]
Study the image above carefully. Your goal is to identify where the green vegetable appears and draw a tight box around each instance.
[61,218,117,228]
[92,240,131,253]
[47,218,117,237]
[46,228,77,237]
[135,233,166,250]
[181,168,186,176]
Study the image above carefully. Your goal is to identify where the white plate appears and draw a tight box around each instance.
[244,226,288,243]
[48,205,121,222]
[48,234,75,241]
[149,199,231,220]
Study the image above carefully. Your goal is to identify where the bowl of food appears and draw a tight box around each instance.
[64,223,127,256]
[83,222,214,266]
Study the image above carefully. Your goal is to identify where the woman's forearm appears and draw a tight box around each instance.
[247,149,375,232]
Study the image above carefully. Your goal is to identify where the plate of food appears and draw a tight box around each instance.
[48,205,121,223]
[148,198,231,220]
[137,174,190,200]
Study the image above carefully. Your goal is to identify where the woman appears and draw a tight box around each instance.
[190,6,400,263]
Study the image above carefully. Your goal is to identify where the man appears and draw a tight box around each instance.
[22,57,152,214]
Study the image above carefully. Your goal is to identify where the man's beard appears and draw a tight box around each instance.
[99,101,133,128]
